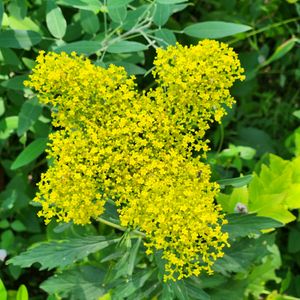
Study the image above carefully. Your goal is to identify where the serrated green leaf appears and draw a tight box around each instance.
[11,138,48,170]
[16,285,28,300]
[223,214,283,239]
[41,266,106,300]
[17,97,43,136]
[57,0,101,13]
[54,41,101,55]
[8,236,120,270]
[184,21,251,39]
[80,10,99,34]
[107,41,148,53]
[46,0,67,39]
[217,175,252,188]
[0,30,41,50]
[153,3,172,26]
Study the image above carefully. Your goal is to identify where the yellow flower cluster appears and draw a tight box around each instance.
[25,40,244,281]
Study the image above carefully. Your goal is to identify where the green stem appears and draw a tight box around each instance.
[229,17,300,45]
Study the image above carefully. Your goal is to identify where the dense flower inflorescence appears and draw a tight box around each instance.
[25,40,244,280]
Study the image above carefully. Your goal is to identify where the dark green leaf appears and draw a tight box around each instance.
[184,21,251,39]
[0,30,41,50]
[54,41,101,55]
[8,236,120,270]
[217,175,252,188]
[80,10,99,34]
[10,138,48,170]
[41,266,106,300]
[107,41,148,53]
[0,0,3,28]
[107,61,146,75]
[223,214,283,239]
[157,0,188,3]
[1,75,28,91]
[17,97,43,136]
[169,281,189,300]
[46,0,67,39]
[153,3,172,26]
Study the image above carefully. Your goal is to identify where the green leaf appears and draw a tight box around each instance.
[0,48,22,67]
[107,61,146,75]
[16,285,28,300]
[0,30,41,50]
[154,28,176,47]
[1,75,28,91]
[157,0,188,3]
[0,116,19,140]
[0,279,7,300]
[217,175,252,188]
[46,0,67,39]
[262,38,299,67]
[80,10,99,34]
[54,41,101,55]
[8,236,120,270]
[169,281,189,300]
[112,270,153,298]
[184,21,251,39]
[0,0,4,28]
[41,266,106,300]
[17,97,43,136]
[223,214,283,239]
[7,16,40,32]
[107,41,148,53]
[11,220,27,232]
[11,138,48,170]
[57,0,101,13]
[293,110,300,119]
[107,0,127,23]
[153,3,172,26]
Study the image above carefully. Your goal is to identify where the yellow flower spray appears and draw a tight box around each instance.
[25,40,244,281]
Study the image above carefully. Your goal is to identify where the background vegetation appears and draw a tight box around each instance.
[0,0,299,299]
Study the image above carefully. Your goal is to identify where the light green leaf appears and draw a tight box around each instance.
[8,236,120,270]
[17,97,43,136]
[16,285,28,300]
[57,0,101,13]
[0,279,7,300]
[41,266,106,300]
[11,138,48,170]
[0,116,19,140]
[0,98,4,117]
[153,3,172,26]
[46,0,67,39]
[107,0,127,23]
[80,10,99,34]
[7,16,40,32]
[217,175,252,188]
[0,30,41,50]
[293,110,300,119]
[223,214,283,239]
[184,21,251,39]
[107,41,148,53]
[54,41,101,55]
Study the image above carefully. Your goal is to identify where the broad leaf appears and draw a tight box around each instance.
[217,175,252,188]
[16,285,29,300]
[46,0,67,39]
[8,236,120,270]
[54,41,101,55]
[223,214,283,239]
[57,0,101,13]
[184,21,251,39]
[0,30,41,50]
[41,266,106,300]
[11,138,48,170]
[153,3,172,26]
[80,10,99,34]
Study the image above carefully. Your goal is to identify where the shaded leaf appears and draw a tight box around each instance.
[80,10,99,34]
[217,175,252,188]
[57,0,101,13]
[54,41,101,55]
[0,30,41,50]
[107,41,148,53]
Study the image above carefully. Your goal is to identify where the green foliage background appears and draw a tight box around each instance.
[0,0,299,299]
